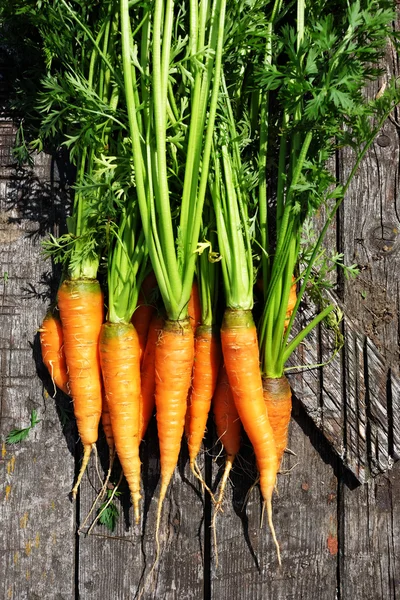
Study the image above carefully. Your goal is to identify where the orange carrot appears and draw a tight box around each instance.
[212,364,241,501]
[187,280,201,333]
[186,326,221,470]
[221,309,280,563]
[132,272,158,365]
[78,391,116,532]
[132,302,155,365]
[259,278,295,474]
[39,311,69,396]
[57,279,104,497]
[154,319,194,540]
[99,321,142,523]
[101,392,114,453]
[212,363,241,562]
[139,314,164,440]
[262,376,292,470]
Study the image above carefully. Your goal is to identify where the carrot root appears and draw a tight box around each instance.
[212,454,234,569]
[99,321,141,523]
[265,500,281,567]
[221,309,280,561]
[140,315,164,440]
[187,326,221,466]
[262,376,292,471]
[39,312,69,396]
[72,443,95,499]
[190,460,216,503]
[154,318,194,564]
[78,447,116,533]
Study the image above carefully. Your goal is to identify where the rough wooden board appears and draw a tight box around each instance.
[210,408,339,600]
[320,321,344,459]
[339,34,400,474]
[286,302,321,423]
[364,338,392,476]
[77,419,206,600]
[0,142,75,600]
[343,326,368,483]
[291,303,400,484]
[390,370,400,460]
[340,463,400,600]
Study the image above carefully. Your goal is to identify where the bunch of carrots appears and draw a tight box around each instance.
[5,0,399,567]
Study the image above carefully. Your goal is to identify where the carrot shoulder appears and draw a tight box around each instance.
[57,279,104,496]
[99,321,141,523]
[221,309,280,562]
[39,311,69,396]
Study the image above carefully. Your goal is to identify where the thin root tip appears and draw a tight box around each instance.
[265,499,281,566]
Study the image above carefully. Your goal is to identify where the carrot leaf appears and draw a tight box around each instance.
[6,410,41,445]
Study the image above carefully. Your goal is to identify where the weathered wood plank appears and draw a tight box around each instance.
[287,302,321,423]
[77,420,206,600]
[0,133,75,600]
[343,326,368,483]
[211,407,339,600]
[390,369,400,460]
[365,338,391,476]
[340,463,400,600]
[320,320,344,459]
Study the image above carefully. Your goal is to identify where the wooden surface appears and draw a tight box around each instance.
[1,60,400,600]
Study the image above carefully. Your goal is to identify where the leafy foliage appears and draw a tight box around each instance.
[96,488,122,532]
[6,410,41,444]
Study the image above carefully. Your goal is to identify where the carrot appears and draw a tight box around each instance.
[101,392,115,454]
[212,364,241,503]
[57,279,104,497]
[99,321,142,523]
[262,376,292,471]
[39,311,69,396]
[212,363,241,563]
[154,319,194,542]
[131,272,158,365]
[221,309,280,563]
[132,301,155,365]
[261,280,295,473]
[186,326,221,472]
[78,391,116,533]
[139,314,164,440]
[187,280,201,333]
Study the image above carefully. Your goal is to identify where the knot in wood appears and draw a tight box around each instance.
[369,222,399,254]
[376,134,391,148]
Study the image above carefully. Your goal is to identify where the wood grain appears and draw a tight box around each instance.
[0,123,75,600]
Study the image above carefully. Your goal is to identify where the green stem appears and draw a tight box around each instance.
[180,0,227,313]
[152,0,181,300]
[281,304,334,367]
[283,107,394,346]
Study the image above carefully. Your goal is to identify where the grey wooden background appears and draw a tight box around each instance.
[1,39,400,600]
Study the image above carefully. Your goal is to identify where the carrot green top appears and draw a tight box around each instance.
[119,0,227,321]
